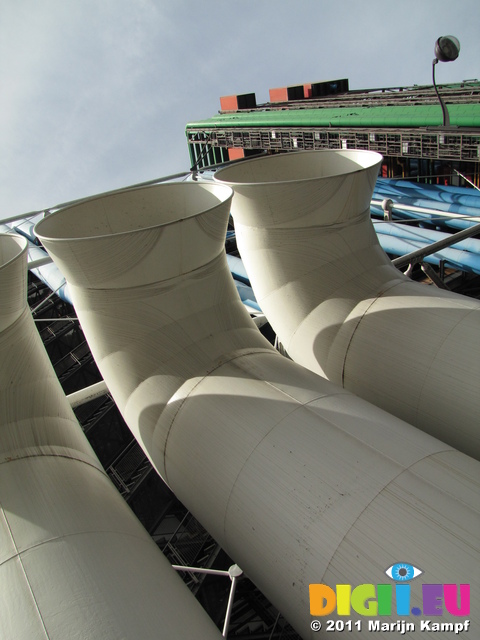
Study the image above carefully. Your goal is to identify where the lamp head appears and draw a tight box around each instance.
[434,36,460,63]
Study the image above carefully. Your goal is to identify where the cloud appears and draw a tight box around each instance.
[1,0,479,219]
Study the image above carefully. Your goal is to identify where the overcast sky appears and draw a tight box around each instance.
[1,0,479,219]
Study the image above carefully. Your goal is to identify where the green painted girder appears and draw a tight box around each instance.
[186,103,480,130]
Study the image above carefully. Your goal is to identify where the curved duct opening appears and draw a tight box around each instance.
[0,234,28,332]
[214,149,381,184]
[215,150,480,460]
[0,232,222,640]
[36,185,480,639]
[0,233,26,265]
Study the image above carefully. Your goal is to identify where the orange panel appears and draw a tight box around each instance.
[220,93,256,110]
[220,95,240,111]
[269,87,289,103]
[228,148,245,160]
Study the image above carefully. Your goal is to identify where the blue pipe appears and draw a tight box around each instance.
[233,279,261,312]
[373,221,480,254]
[226,255,261,310]
[12,213,44,244]
[370,202,476,231]
[373,192,480,219]
[373,179,480,232]
[376,178,480,208]
[377,233,480,275]
[227,253,251,285]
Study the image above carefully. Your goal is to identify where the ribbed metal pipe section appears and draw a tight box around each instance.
[214,150,480,460]
[0,233,222,640]
[35,184,479,639]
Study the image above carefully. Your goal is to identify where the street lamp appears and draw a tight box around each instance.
[432,35,460,127]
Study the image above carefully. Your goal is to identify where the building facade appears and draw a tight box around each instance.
[186,80,480,185]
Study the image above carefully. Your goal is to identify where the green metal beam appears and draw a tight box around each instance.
[186,103,480,131]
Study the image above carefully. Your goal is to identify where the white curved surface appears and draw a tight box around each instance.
[0,233,222,640]
[36,184,480,639]
[215,150,480,460]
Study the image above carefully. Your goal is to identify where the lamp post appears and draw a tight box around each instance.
[432,35,460,127]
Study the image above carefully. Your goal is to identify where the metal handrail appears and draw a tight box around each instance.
[392,220,480,268]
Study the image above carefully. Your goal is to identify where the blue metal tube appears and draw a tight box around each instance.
[370,202,476,231]
[227,253,250,284]
[376,178,480,208]
[376,232,480,275]
[373,221,480,254]
[233,279,261,312]
[373,180,480,232]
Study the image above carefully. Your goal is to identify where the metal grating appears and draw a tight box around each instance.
[189,126,480,164]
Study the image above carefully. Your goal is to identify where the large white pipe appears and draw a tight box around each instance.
[0,233,222,640]
[35,184,479,639]
[214,150,480,460]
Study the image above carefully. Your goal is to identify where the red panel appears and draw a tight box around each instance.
[304,83,312,98]
[220,95,240,111]
[228,148,245,161]
[269,87,289,103]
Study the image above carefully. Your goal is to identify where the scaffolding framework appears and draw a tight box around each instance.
[186,82,480,180]
[188,127,480,168]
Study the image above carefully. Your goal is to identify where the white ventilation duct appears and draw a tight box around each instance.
[214,150,480,460]
[35,184,479,639]
[0,233,222,640]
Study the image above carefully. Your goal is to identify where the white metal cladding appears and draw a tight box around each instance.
[214,149,480,460]
[35,183,479,639]
[0,233,222,640]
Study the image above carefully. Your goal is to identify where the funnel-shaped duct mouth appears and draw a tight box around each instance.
[34,180,480,639]
[0,234,28,331]
[1,233,223,640]
[215,150,382,228]
[0,232,101,462]
[36,181,266,480]
[36,182,234,288]
[216,149,382,184]
[213,150,388,361]
[215,150,480,460]
[0,233,27,266]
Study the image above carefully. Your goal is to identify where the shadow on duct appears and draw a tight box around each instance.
[214,150,480,460]
[34,181,479,639]
[0,232,222,640]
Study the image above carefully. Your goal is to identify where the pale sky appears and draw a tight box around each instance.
[1,0,479,219]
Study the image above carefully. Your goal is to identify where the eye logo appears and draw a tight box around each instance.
[385,562,423,582]
[309,560,470,618]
